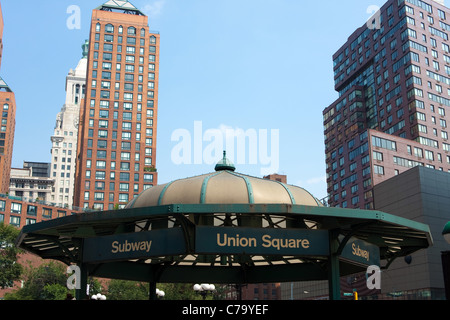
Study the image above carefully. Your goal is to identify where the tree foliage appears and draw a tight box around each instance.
[0,223,23,289]
[158,283,206,300]
[106,280,213,300]
[4,261,69,300]
[107,279,149,300]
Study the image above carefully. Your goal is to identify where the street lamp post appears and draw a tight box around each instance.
[442,222,450,300]
[193,283,216,300]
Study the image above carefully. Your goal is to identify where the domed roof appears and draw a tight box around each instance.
[127,153,322,209]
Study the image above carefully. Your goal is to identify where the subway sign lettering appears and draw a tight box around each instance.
[83,228,186,263]
[340,237,380,266]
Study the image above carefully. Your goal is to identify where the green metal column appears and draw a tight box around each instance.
[328,229,341,300]
[149,281,157,300]
[76,263,89,300]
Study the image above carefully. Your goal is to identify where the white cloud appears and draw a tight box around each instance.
[142,0,166,18]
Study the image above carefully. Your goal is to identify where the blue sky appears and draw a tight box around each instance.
[1,0,386,200]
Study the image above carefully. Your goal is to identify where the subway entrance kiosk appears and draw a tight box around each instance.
[16,155,432,300]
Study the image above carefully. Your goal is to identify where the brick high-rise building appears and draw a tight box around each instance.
[0,77,15,194]
[74,0,160,210]
[323,0,450,209]
[0,1,15,195]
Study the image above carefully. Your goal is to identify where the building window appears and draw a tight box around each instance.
[119,194,129,203]
[105,23,114,33]
[94,193,104,201]
[372,136,396,151]
[43,208,52,218]
[372,151,383,161]
[93,203,104,211]
[27,205,37,216]
[104,43,113,52]
[11,203,22,214]
[120,172,130,181]
[104,34,114,42]
[96,171,106,180]
[9,216,20,227]
[127,27,136,35]
[373,165,385,175]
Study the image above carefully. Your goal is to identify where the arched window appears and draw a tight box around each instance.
[105,24,114,33]
[127,27,136,36]
[96,23,101,32]
[119,25,123,34]
[140,28,146,37]
[150,36,156,44]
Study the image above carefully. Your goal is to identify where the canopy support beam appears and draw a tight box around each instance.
[328,229,341,300]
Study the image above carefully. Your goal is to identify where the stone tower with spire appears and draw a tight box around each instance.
[49,41,88,208]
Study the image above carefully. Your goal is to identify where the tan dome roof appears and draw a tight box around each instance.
[127,170,322,209]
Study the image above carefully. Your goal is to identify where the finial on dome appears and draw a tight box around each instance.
[215,151,236,172]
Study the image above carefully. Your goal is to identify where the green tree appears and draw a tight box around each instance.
[42,283,68,300]
[87,278,105,297]
[4,261,68,300]
[107,279,149,300]
[106,281,210,300]
[0,223,23,289]
[158,283,206,300]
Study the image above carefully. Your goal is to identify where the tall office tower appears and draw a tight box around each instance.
[0,78,15,194]
[50,41,88,208]
[323,0,450,209]
[74,0,160,210]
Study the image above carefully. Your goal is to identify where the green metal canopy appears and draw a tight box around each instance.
[15,155,432,300]
[16,203,432,299]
